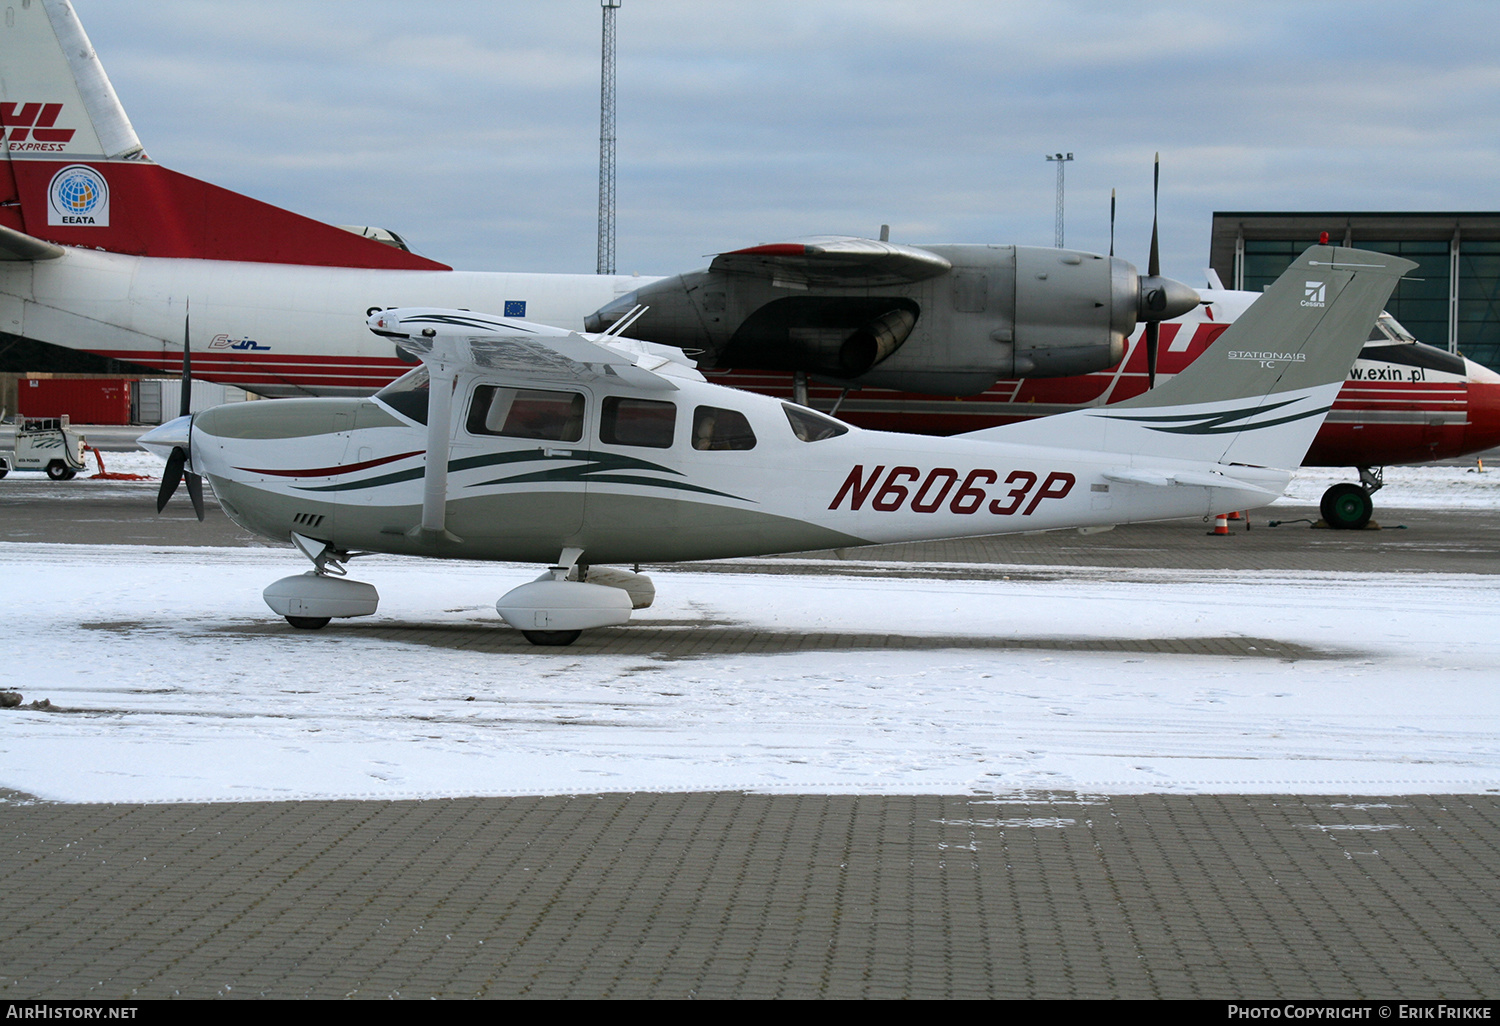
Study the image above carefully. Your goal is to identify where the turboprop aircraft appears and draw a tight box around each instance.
[0,0,1189,397]
[139,245,1412,645]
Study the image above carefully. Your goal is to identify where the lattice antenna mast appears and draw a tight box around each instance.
[1046,152,1073,248]
[597,0,621,275]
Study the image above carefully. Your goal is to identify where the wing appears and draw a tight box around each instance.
[708,235,952,288]
[368,308,701,391]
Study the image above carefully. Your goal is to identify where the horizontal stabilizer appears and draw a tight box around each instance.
[1103,468,1281,498]
[0,224,63,261]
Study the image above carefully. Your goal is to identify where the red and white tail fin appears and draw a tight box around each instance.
[0,0,449,270]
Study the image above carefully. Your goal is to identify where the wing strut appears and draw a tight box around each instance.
[413,335,462,543]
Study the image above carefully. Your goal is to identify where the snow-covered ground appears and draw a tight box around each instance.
[2,542,1498,803]
[2,455,1498,804]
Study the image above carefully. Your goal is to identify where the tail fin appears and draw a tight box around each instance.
[0,0,448,270]
[962,245,1415,468]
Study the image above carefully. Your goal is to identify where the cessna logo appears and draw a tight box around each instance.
[1301,280,1327,308]
[47,164,110,226]
[0,101,76,151]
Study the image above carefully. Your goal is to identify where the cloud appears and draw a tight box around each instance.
[72,0,1500,276]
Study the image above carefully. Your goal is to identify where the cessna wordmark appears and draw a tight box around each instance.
[140,246,1411,644]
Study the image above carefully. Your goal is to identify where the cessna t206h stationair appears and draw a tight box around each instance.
[140,247,1412,645]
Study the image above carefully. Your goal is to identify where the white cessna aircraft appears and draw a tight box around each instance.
[140,246,1410,645]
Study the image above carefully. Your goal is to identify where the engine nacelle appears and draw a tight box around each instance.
[587,242,1198,397]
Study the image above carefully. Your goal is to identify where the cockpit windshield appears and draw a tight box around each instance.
[1367,312,1419,343]
[782,403,849,442]
[374,366,430,424]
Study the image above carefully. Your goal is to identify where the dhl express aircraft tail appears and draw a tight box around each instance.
[0,0,447,270]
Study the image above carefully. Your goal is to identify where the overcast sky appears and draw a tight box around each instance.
[71,1,1500,283]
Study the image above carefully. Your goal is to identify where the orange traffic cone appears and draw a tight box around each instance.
[1226,510,1242,520]
[1208,514,1230,536]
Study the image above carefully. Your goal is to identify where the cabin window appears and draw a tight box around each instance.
[467,386,585,442]
[692,406,757,450]
[373,367,430,424]
[782,403,848,443]
[600,396,676,448]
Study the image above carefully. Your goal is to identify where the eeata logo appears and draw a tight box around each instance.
[1301,280,1326,308]
[47,164,110,226]
[0,102,75,151]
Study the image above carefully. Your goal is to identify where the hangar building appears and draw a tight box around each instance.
[1209,212,1500,372]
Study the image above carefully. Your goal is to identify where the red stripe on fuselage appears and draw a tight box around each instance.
[237,450,423,478]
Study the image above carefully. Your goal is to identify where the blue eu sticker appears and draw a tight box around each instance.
[503,301,526,318]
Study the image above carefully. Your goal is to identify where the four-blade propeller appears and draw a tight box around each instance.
[1134,154,1201,390]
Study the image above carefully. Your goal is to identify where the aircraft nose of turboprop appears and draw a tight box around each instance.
[1462,363,1500,452]
[138,414,192,461]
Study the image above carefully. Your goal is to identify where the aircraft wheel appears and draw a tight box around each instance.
[0,466,8,480]
[522,629,582,647]
[1320,482,1373,530]
[285,615,332,630]
[46,461,75,481]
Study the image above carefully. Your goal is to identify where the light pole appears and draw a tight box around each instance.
[1046,152,1073,248]
[597,0,620,275]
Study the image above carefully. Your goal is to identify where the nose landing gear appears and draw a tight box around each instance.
[263,533,379,629]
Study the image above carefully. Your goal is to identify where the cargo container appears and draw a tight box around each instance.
[16,377,133,425]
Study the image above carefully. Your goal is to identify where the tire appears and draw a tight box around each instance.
[46,461,75,481]
[522,629,582,647]
[286,616,332,630]
[1320,482,1373,530]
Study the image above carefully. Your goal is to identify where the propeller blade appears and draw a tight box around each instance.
[1145,321,1159,391]
[180,306,192,418]
[157,446,187,512]
[1109,188,1116,258]
[1149,153,1161,278]
[185,471,205,522]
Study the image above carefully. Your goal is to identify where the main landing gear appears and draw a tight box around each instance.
[1318,466,1380,530]
[494,549,654,646]
[262,538,655,645]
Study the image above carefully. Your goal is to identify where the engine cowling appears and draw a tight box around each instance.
[587,242,1199,396]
